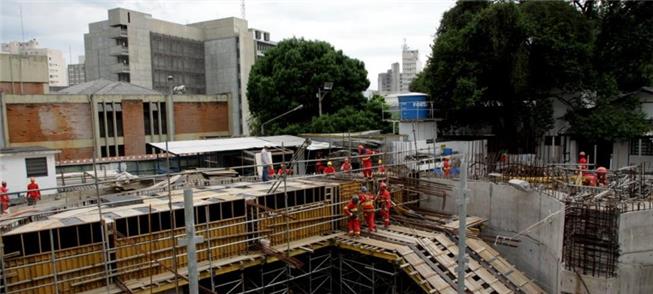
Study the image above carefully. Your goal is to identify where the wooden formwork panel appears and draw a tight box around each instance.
[4,243,105,294]
[259,204,333,246]
[114,217,247,282]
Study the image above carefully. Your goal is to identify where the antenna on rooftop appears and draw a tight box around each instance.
[20,4,25,42]
[241,0,246,20]
[403,38,408,51]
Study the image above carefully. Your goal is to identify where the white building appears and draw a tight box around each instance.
[400,43,420,93]
[1,39,68,87]
[0,146,59,198]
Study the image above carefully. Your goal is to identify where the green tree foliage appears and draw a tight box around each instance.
[247,38,371,134]
[423,0,652,149]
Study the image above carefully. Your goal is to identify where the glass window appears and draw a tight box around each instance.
[25,157,48,177]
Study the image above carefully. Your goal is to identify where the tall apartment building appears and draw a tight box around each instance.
[1,39,68,87]
[68,56,86,86]
[400,44,420,93]
[84,8,274,135]
[377,62,400,95]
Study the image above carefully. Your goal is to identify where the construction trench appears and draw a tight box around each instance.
[1,149,653,293]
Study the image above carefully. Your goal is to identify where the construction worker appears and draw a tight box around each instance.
[261,146,272,182]
[443,157,451,177]
[578,151,588,173]
[1,181,9,214]
[340,157,352,174]
[359,186,376,232]
[361,148,373,179]
[315,157,325,174]
[596,167,609,187]
[377,159,385,175]
[343,195,361,237]
[277,163,292,177]
[323,161,336,174]
[26,178,41,206]
[376,181,392,228]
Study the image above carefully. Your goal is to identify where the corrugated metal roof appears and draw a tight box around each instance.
[148,135,330,155]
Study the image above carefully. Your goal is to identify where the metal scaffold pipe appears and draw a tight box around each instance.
[456,155,468,294]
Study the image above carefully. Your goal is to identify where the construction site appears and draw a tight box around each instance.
[1,137,653,294]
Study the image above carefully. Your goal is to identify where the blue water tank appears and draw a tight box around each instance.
[398,93,429,120]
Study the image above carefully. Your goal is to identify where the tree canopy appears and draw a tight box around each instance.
[421,0,652,150]
[248,38,378,135]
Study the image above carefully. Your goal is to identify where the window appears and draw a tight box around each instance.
[26,157,48,177]
[630,137,653,156]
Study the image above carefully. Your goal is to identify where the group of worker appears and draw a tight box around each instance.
[315,144,385,178]
[0,178,42,214]
[577,151,609,187]
[343,182,392,237]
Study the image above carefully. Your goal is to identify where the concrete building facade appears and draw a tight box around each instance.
[67,56,86,86]
[377,62,400,96]
[84,8,272,135]
[0,80,231,160]
[0,53,50,95]
[400,45,419,93]
[1,39,68,87]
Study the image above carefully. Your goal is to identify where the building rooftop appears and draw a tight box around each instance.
[0,146,58,155]
[56,79,161,95]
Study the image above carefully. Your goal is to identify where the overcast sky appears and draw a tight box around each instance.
[1,0,455,91]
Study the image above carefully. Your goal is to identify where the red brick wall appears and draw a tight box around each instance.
[0,82,46,94]
[121,100,146,155]
[58,147,95,161]
[174,102,229,134]
[7,103,93,142]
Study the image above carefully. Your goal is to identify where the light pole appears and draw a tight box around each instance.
[316,82,334,116]
[260,104,304,135]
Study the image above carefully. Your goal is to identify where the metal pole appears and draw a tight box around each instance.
[89,95,112,294]
[49,229,60,294]
[318,89,323,116]
[184,188,199,294]
[456,155,468,294]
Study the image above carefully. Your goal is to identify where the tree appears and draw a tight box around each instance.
[422,0,651,150]
[247,38,370,134]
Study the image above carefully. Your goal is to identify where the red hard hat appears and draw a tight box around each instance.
[380,182,387,189]
[596,167,608,174]
[579,151,586,156]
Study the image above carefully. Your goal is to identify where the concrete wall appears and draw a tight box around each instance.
[205,37,241,135]
[420,180,565,293]
[0,54,49,84]
[616,209,653,293]
[0,151,58,197]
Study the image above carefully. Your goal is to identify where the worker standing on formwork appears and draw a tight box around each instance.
[261,146,272,182]
[376,181,392,228]
[340,157,352,174]
[578,151,588,173]
[377,159,385,176]
[1,181,9,214]
[596,167,609,187]
[344,195,361,237]
[361,148,373,180]
[360,186,377,232]
[323,161,336,174]
[26,178,41,206]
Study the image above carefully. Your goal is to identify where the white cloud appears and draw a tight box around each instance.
[1,0,455,90]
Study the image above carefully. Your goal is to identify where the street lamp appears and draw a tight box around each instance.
[316,82,334,116]
[260,104,304,135]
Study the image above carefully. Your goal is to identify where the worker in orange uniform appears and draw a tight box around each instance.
[26,178,41,206]
[315,158,325,174]
[376,182,392,228]
[1,181,9,214]
[377,159,385,175]
[578,151,588,173]
[359,186,376,232]
[340,158,352,174]
[323,161,336,174]
[443,157,451,177]
[596,167,609,187]
[277,163,292,177]
[343,195,361,237]
[361,149,373,179]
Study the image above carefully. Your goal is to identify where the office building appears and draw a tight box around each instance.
[84,8,274,135]
[1,39,68,87]
[400,44,420,93]
[377,62,401,95]
[67,55,86,86]
[0,53,50,95]
[0,79,231,160]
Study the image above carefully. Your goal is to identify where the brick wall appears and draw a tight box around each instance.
[174,102,229,134]
[0,82,46,94]
[7,103,93,142]
[121,100,146,155]
[58,147,95,161]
